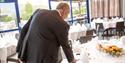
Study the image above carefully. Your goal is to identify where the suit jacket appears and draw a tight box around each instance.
[17,9,74,63]
[16,9,42,59]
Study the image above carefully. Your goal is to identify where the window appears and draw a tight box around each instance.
[18,0,49,26]
[49,0,88,25]
[0,3,18,31]
[0,0,89,33]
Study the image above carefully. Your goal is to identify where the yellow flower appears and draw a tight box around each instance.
[97,44,123,57]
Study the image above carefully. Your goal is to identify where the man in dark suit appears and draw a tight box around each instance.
[17,2,76,63]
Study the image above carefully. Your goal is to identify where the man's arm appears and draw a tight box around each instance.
[51,22,74,62]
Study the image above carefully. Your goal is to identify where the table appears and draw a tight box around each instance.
[62,37,125,63]
[91,18,124,30]
[79,38,125,63]
[0,34,17,63]
[0,44,16,63]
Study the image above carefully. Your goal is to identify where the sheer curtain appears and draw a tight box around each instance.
[91,0,125,18]
[103,0,109,18]
[121,0,125,17]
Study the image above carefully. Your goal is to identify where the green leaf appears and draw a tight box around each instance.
[0,0,4,3]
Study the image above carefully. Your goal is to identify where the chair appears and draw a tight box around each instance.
[7,53,19,63]
[95,23,104,36]
[102,28,116,39]
[15,33,20,40]
[79,29,96,44]
[86,29,94,36]
[116,21,125,36]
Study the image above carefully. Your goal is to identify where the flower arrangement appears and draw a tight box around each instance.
[97,44,123,57]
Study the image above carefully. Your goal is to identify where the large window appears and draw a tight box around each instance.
[0,0,20,43]
[49,0,88,25]
[0,0,89,33]
[18,0,49,27]
[18,0,88,26]
[0,3,18,31]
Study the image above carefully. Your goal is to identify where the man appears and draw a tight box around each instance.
[17,2,76,63]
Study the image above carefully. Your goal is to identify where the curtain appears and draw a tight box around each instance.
[121,0,125,17]
[90,0,125,18]
[91,0,95,18]
[103,0,109,17]
[98,0,103,17]
[115,0,120,17]
[91,0,98,18]
[109,0,115,17]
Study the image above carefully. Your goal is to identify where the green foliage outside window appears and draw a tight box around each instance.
[73,6,86,16]
[22,2,33,20]
[0,16,13,22]
[0,0,4,3]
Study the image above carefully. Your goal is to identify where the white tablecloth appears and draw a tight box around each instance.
[62,37,125,63]
[79,38,125,63]
[0,44,16,63]
[91,18,124,29]
[0,34,17,63]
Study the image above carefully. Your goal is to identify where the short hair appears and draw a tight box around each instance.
[56,2,69,9]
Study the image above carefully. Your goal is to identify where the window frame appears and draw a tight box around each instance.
[0,0,21,33]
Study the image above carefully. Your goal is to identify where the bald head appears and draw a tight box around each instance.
[56,2,70,19]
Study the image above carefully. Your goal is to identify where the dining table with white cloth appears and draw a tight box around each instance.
[61,37,125,63]
[79,38,125,63]
[0,35,17,63]
[91,18,124,30]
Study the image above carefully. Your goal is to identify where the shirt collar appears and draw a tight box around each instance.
[56,10,61,16]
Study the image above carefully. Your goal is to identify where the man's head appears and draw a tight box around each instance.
[56,2,70,19]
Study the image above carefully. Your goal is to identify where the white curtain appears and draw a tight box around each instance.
[121,0,125,17]
[103,0,109,17]
[109,0,115,17]
[91,0,98,18]
[98,0,103,17]
[90,0,125,18]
